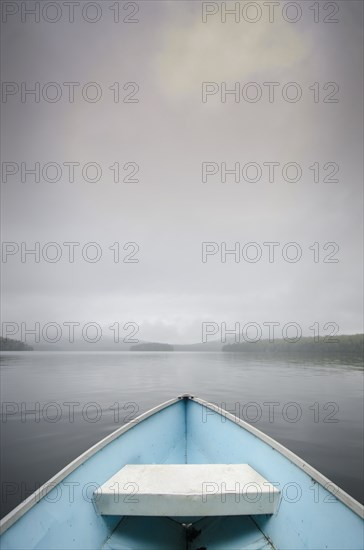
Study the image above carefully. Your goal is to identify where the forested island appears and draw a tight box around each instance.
[0,337,33,351]
[130,342,174,351]
[222,334,363,358]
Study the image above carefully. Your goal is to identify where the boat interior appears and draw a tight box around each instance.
[92,397,363,549]
[103,515,274,549]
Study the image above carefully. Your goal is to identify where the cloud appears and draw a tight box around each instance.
[155,10,309,99]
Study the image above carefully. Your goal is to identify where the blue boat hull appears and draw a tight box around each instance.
[1,396,363,549]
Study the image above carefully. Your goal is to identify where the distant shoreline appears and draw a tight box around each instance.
[222,334,363,358]
[0,337,33,352]
[1,334,363,360]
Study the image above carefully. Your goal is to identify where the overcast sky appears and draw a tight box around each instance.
[1,1,363,345]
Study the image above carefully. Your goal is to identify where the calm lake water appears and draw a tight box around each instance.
[0,351,363,518]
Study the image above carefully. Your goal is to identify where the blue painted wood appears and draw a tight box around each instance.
[102,517,185,549]
[190,516,274,549]
[187,399,364,550]
[103,516,273,550]
[1,397,363,550]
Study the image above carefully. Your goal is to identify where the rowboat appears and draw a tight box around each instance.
[0,395,363,549]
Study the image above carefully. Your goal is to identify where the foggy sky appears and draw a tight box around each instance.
[1,1,363,345]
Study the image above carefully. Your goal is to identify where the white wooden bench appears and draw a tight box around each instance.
[93,464,280,516]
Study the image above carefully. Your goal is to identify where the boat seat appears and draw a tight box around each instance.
[94,464,280,517]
